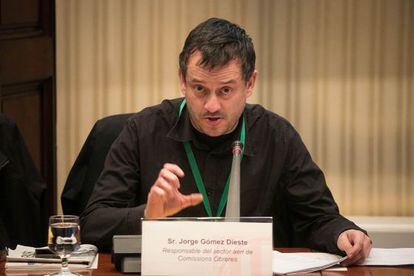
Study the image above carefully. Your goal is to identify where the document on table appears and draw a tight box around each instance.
[361,248,414,266]
[6,244,99,271]
[273,248,414,275]
[272,251,347,275]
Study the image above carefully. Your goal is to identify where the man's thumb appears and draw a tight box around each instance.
[182,193,203,208]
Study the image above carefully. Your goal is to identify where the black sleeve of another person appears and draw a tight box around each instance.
[0,114,47,249]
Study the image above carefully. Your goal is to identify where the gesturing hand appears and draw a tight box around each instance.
[337,229,372,266]
[144,163,203,219]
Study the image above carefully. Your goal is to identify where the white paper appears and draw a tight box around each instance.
[325,267,348,272]
[361,248,414,266]
[272,247,414,274]
[272,251,347,275]
[6,244,98,271]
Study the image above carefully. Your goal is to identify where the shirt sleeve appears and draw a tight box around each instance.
[80,119,145,251]
[283,128,366,255]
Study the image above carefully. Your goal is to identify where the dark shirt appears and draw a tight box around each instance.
[80,98,364,254]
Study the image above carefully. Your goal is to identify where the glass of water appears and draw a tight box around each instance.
[48,215,81,275]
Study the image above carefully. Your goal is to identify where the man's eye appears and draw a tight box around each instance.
[194,85,204,92]
[221,87,231,94]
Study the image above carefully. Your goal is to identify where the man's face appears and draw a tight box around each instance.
[179,51,257,137]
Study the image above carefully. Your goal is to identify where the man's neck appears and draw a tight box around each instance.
[191,118,242,150]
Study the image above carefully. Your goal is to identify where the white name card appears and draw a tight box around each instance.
[141,218,272,276]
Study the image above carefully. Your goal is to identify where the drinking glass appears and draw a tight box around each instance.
[47,215,81,276]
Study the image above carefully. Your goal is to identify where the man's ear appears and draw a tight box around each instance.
[246,70,258,98]
[178,69,186,95]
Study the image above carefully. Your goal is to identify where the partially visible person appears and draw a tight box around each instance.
[0,113,47,249]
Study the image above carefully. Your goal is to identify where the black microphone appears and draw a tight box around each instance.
[225,141,243,218]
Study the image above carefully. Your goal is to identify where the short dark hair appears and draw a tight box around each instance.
[179,17,256,82]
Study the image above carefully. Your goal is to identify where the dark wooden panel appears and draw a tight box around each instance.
[0,0,56,218]
[0,78,55,212]
[0,0,44,39]
[0,36,53,84]
[0,0,51,40]
[2,82,42,170]
[1,0,40,25]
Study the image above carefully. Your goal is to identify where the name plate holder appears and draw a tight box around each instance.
[141,217,273,275]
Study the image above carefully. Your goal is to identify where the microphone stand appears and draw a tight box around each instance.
[225,141,243,219]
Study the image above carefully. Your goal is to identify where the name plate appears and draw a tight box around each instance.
[141,217,272,275]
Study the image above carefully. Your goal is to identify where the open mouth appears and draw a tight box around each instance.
[207,117,220,122]
[204,117,222,125]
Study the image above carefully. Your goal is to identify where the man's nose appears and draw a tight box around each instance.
[204,94,221,113]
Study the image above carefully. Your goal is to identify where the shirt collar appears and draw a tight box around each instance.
[167,100,256,157]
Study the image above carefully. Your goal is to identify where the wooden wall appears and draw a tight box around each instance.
[0,0,56,214]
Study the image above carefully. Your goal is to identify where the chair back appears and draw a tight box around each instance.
[61,113,133,215]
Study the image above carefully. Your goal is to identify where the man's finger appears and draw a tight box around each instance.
[338,234,355,257]
[156,177,176,199]
[149,185,168,203]
[360,236,372,263]
[159,168,181,189]
[163,163,185,178]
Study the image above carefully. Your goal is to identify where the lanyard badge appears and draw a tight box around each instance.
[178,99,245,217]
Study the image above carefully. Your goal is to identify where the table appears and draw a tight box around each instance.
[1,248,414,275]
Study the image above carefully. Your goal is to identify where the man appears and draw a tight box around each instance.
[80,17,371,265]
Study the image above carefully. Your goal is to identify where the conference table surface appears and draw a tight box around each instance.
[1,248,414,275]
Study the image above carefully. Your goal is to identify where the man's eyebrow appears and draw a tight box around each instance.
[187,78,238,84]
[220,79,237,84]
[188,78,205,83]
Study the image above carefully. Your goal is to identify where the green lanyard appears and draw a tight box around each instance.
[178,99,246,217]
